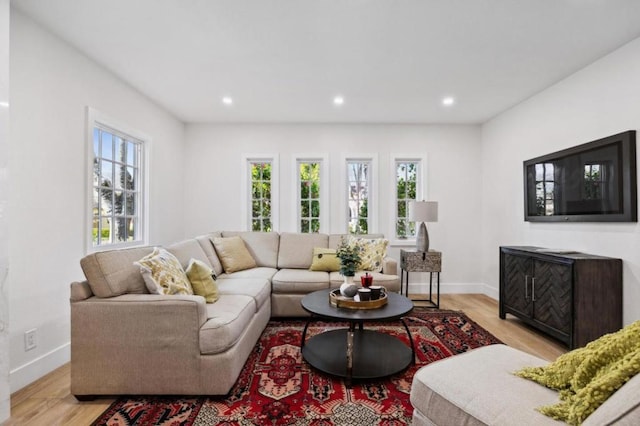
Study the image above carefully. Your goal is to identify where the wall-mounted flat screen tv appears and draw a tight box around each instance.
[524,130,637,222]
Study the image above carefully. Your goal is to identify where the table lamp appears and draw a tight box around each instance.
[408,201,438,252]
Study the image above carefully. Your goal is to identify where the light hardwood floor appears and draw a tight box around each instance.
[5,294,567,426]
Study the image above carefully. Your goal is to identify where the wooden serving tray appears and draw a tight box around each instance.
[329,289,388,310]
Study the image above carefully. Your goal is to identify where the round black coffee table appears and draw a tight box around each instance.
[300,289,414,385]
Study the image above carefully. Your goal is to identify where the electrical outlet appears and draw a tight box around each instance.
[24,328,37,351]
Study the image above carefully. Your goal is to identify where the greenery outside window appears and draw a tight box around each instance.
[395,161,418,239]
[250,161,273,231]
[298,161,321,233]
[347,160,370,234]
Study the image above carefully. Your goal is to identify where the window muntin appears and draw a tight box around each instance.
[298,161,321,233]
[347,160,370,234]
[92,125,143,247]
[395,161,418,239]
[250,161,273,232]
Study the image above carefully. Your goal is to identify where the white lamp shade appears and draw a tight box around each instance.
[408,201,438,222]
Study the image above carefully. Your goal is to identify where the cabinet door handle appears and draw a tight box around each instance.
[531,277,536,302]
[524,275,529,301]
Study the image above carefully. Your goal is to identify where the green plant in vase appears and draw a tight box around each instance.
[336,237,362,297]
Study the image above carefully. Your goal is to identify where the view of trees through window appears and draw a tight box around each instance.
[251,162,272,231]
[298,162,321,233]
[396,161,418,238]
[347,161,369,234]
[92,127,141,247]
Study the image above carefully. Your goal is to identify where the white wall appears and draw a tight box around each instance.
[8,10,185,392]
[184,123,485,293]
[0,0,9,420]
[481,36,640,325]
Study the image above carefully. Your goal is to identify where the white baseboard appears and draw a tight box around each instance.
[408,282,498,300]
[9,343,70,393]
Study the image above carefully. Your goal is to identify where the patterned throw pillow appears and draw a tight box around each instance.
[186,258,219,303]
[309,247,341,272]
[135,247,194,295]
[346,236,389,272]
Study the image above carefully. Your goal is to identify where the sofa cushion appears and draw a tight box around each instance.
[200,294,255,355]
[218,266,278,282]
[135,248,194,296]
[80,246,153,297]
[277,233,329,269]
[216,278,271,312]
[212,236,257,273]
[272,269,330,293]
[166,239,213,269]
[222,231,280,268]
[186,259,219,303]
[309,247,340,272]
[410,344,561,426]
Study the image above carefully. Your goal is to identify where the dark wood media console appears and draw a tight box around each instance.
[499,246,622,349]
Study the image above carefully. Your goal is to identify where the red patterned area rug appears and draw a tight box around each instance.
[92,309,501,426]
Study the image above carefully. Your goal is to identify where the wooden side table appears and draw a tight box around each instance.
[400,249,442,308]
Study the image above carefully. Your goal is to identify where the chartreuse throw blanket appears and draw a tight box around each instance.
[514,320,640,425]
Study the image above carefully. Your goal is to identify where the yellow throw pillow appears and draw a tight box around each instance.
[346,236,389,272]
[186,258,219,303]
[135,247,193,295]
[309,247,340,272]
[514,320,640,425]
[211,236,257,274]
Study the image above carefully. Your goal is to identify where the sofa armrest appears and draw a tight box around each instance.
[70,294,209,395]
[382,256,397,275]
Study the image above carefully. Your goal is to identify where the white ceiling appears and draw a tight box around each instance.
[13,0,640,124]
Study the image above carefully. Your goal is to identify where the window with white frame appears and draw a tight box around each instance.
[347,160,371,234]
[395,160,419,239]
[298,161,322,233]
[249,160,274,231]
[90,119,146,249]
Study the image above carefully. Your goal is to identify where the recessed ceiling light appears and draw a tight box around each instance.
[333,96,344,106]
[222,97,233,105]
[0,101,8,108]
[442,96,455,106]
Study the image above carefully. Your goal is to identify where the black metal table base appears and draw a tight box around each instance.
[301,318,414,386]
[401,270,440,308]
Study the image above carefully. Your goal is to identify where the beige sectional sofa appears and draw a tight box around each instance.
[70,231,399,398]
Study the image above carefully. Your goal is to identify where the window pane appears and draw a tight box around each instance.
[262,200,271,217]
[127,141,136,165]
[252,220,261,231]
[99,188,113,214]
[252,200,260,218]
[301,200,309,217]
[127,167,136,190]
[101,132,113,159]
[114,163,124,190]
[263,182,271,199]
[263,219,272,232]
[101,160,113,187]
[300,181,309,199]
[115,136,125,162]
[114,217,128,242]
[126,193,135,215]
[92,217,100,245]
[397,201,406,217]
[113,190,124,214]
[311,200,320,218]
[311,219,320,233]
[300,219,309,233]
